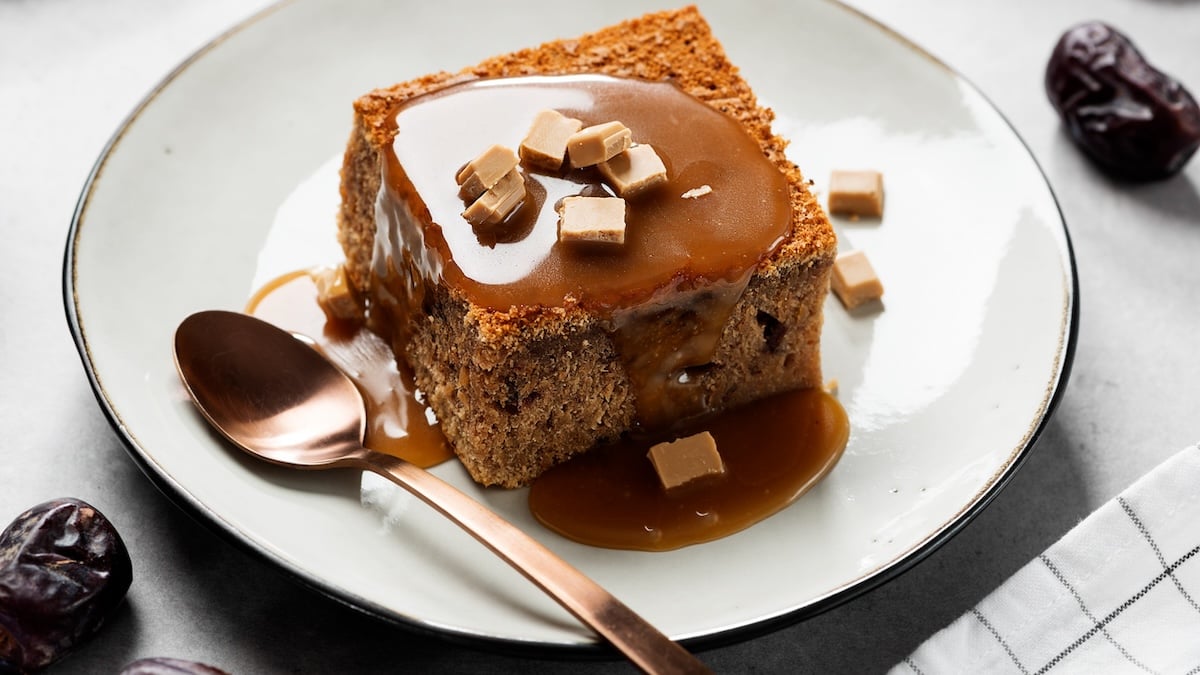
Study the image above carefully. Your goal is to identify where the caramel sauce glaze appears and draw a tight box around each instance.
[379,74,791,310]
[372,74,793,429]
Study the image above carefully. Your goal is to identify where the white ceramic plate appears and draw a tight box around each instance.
[65,0,1075,651]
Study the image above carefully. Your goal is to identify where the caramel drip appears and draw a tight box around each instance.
[246,271,452,468]
[609,276,751,430]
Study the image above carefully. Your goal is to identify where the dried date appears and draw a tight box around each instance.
[1045,21,1200,180]
[119,657,230,675]
[0,499,132,672]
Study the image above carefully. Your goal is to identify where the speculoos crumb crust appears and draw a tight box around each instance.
[337,6,836,487]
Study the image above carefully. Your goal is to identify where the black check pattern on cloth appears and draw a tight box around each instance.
[893,444,1200,674]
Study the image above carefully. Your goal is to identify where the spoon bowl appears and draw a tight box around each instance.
[175,310,366,467]
[173,310,707,674]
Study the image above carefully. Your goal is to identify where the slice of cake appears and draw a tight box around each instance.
[336,6,836,487]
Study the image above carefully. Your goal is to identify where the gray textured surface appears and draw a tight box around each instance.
[3,0,1198,672]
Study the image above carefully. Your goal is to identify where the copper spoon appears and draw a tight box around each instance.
[173,310,708,674]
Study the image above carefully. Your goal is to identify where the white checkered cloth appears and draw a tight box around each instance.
[893,444,1200,674]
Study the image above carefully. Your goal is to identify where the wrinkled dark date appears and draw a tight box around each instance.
[1045,21,1200,180]
[0,499,132,673]
[119,657,230,675]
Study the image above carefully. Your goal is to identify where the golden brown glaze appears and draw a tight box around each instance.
[373,75,792,429]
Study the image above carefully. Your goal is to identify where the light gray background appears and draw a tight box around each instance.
[3,0,1198,672]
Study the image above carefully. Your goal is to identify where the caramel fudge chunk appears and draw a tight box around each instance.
[567,121,633,168]
[314,265,360,321]
[558,196,627,245]
[647,431,726,493]
[462,167,525,226]
[831,250,883,309]
[520,109,583,171]
[457,144,520,201]
[598,144,668,197]
[828,169,884,218]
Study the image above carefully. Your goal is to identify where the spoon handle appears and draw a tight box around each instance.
[360,451,709,674]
